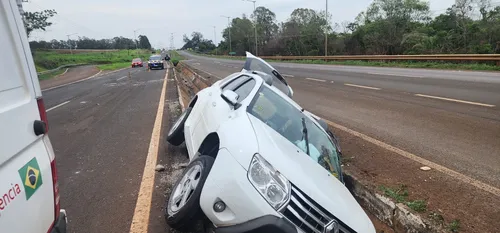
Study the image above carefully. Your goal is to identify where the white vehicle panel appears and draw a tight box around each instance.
[0,2,57,233]
[200,148,280,226]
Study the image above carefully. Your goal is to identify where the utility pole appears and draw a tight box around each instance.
[66,33,77,54]
[213,26,218,55]
[170,33,174,51]
[221,15,232,55]
[244,0,258,55]
[325,0,328,56]
[133,29,140,50]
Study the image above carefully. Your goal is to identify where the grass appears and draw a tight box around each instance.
[38,68,66,80]
[33,49,151,72]
[448,219,461,232]
[169,50,184,66]
[378,184,428,212]
[97,62,132,70]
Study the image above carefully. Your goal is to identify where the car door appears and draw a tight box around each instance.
[241,52,293,97]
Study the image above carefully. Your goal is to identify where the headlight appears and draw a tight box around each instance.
[247,154,290,210]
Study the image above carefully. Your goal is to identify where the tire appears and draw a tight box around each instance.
[165,156,215,231]
[161,65,164,70]
[167,107,192,146]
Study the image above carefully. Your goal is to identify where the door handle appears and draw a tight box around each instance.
[34,120,47,136]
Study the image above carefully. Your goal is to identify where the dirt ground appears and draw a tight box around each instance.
[335,128,500,233]
[40,65,100,90]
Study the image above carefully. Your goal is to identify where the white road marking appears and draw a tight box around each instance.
[282,74,295,78]
[330,81,335,83]
[43,70,103,91]
[129,68,168,233]
[46,101,70,112]
[117,76,128,81]
[322,118,500,197]
[306,78,326,82]
[344,83,381,90]
[415,94,495,107]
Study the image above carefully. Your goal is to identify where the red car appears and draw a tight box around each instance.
[131,58,143,67]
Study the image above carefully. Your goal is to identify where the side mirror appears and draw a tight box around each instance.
[288,86,294,97]
[221,90,239,107]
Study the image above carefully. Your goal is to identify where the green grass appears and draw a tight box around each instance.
[97,62,132,70]
[379,185,409,203]
[448,219,461,232]
[37,68,66,80]
[379,184,428,212]
[33,49,151,71]
[406,200,427,212]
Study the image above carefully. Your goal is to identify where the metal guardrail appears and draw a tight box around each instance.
[37,63,87,75]
[259,54,500,62]
[204,53,500,64]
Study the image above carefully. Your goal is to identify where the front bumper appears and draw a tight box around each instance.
[215,215,297,233]
[50,210,67,233]
[148,63,163,68]
[200,149,299,232]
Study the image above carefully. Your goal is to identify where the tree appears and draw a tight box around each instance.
[252,7,278,54]
[23,10,57,37]
[138,35,152,49]
[181,32,215,53]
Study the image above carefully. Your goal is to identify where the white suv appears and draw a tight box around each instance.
[0,1,67,233]
[166,53,375,233]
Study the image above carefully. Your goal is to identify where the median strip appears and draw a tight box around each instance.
[415,94,495,107]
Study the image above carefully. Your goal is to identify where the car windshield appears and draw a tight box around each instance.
[132,58,141,62]
[247,85,342,179]
[149,55,161,60]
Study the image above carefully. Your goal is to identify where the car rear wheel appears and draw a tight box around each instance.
[167,107,192,146]
[165,156,215,231]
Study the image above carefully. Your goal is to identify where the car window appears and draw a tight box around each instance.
[132,58,141,62]
[233,79,256,102]
[247,86,342,180]
[149,55,161,60]
[222,75,246,91]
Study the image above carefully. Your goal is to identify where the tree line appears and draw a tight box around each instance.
[183,0,500,56]
[29,35,153,50]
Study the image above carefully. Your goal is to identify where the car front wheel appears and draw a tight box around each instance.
[167,107,192,146]
[165,156,215,231]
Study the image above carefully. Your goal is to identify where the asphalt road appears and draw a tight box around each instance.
[178,51,500,188]
[43,65,168,233]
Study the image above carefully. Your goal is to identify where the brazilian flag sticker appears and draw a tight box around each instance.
[18,158,43,200]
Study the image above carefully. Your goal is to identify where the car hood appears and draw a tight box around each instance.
[149,60,161,63]
[247,114,375,233]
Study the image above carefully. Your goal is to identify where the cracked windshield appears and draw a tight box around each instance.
[1,0,499,233]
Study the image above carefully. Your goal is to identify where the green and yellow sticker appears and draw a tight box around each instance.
[18,158,43,200]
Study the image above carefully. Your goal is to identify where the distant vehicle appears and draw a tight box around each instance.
[148,55,164,70]
[131,58,143,68]
[164,52,375,233]
[0,1,67,233]
[165,54,170,61]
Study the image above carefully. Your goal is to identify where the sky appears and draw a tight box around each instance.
[23,0,456,49]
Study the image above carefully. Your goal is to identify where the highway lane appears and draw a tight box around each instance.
[178,51,500,188]
[42,65,168,233]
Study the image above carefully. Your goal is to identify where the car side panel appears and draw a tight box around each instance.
[184,88,212,160]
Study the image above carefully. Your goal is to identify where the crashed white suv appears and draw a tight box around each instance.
[165,53,375,233]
